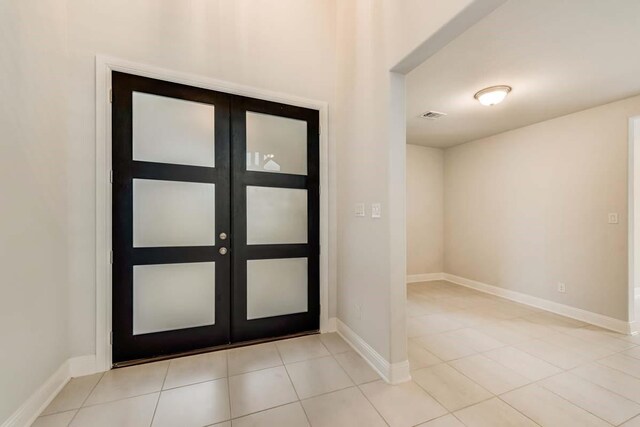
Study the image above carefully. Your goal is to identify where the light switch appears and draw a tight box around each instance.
[371,203,381,219]
[355,203,365,217]
[608,213,619,224]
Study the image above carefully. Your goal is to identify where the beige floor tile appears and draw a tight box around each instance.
[540,332,617,360]
[70,393,158,427]
[414,332,477,361]
[32,410,77,427]
[598,354,640,379]
[474,321,531,346]
[454,397,537,427]
[409,296,447,315]
[565,326,636,352]
[444,309,498,328]
[408,340,442,371]
[412,364,492,411]
[41,373,102,415]
[449,354,529,394]
[505,318,558,339]
[276,335,330,364]
[227,342,283,376]
[412,314,465,336]
[572,363,640,403]
[301,387,387,427]
[524,311,587,332]
[540,372,640,425]
[231,402,309,427]
[492,301,540,318]
[285,355,353,399]
[624,347,640,360]
[163,351,227,390]
[360,380,447,427]
[501,384,610,427]
[444,328,505,352]
[515,338,587,369]
[623,415,640,426]
[334,351,380,384]
[84,361,168,406]
[483,346,561,381]
[212,422,232,427]
[319,333,351,354]
[416,414,465,427]
[152,378,230,427]
[228,366,297,418]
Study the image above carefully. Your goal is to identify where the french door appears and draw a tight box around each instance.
[111,72,319,365]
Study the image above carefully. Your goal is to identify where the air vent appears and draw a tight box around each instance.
[420,110,447,120]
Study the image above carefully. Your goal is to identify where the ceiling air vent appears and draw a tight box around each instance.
[420,110,447,120]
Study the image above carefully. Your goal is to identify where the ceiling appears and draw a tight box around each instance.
[406,0,640,148]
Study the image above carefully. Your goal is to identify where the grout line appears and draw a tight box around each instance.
[224,350,232,421]
[353,384,390,427]
[64,371,106,425]
[147,362,170,427]
[273,341,314,426]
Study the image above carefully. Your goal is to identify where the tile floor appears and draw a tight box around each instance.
[33,280,640,426]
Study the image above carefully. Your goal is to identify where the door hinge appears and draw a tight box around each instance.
[319,124,322,135]
[109,331,113,345]
[109,88,113,103]
[109,170,113,184]
[109,250,113,264]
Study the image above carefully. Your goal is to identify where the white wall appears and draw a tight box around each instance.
[0,0,70,421]
[334,0,485,368]
[66,0,338,357]
[406,145,444,275]
[444,95,640,321]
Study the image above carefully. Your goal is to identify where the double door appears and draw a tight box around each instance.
[111,72,319,365]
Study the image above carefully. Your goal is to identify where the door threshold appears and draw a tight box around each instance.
[112,330,320,369]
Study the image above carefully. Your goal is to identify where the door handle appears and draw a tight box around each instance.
[219,247,228,255]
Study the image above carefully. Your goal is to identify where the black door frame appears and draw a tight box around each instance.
[111,71,320,364]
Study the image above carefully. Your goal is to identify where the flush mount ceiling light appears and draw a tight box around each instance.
[474,85,512,106]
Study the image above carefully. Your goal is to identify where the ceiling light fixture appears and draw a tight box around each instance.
[474,85,512,106]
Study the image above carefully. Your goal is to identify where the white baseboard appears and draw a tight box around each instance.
[322,317,337,333]
[1,362,69,427]
[407,273,444,283]
[336,319,410,384]
[69,355,100,378]
[443,273,634,334]
[2,355,103,427]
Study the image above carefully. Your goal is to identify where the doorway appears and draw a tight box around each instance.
[111,72,320,364]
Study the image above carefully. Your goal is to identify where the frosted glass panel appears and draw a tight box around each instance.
[246,112,307,175]
[133,262,215,335]
[133,92,215,167]
[133,179,215,247]
[246,186,307,244]
[247,258,307,320]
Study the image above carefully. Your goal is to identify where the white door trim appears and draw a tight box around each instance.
[95,55,332,371]
[628,115,640,332]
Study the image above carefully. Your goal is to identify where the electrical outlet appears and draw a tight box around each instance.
[557,282,566,293]
[355,203,365,217]
[608,213,619,224]
[371,203,381,218]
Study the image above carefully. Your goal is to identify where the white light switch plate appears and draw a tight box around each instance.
[355,203,365,217]
[371,203,381,218]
